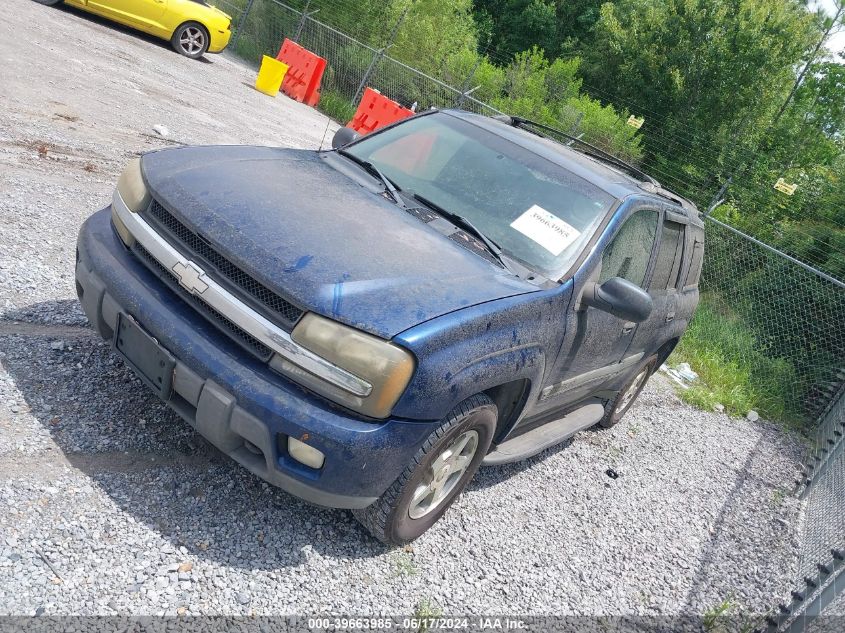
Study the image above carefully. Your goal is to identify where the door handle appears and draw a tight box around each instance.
[622,322,636,335]
[665,312,675,323]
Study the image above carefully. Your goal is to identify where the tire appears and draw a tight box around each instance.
[34,0,64,5]
[353,394,497,545]
[171,22,209,59]
[599,354,658,428]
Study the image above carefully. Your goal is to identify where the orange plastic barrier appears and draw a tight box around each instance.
[275,38,326,107]
[347,88,414,135]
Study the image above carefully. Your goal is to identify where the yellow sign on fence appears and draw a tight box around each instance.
[627,115,645,129]
[774,178,798,196]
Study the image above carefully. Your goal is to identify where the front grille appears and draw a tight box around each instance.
[132,242,273,361]
[144,200,303,328]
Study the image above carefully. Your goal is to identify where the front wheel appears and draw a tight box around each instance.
[34,0,64,5]
[599,355,657,428]
[353,395,497,545]
[171,22,209,59]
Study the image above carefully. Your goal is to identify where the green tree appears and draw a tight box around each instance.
[580,0,820,205]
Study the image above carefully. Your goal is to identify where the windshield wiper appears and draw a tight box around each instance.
[337,150,404,206]
[409,193,515,272]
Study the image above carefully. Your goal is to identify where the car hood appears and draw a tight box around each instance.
[140,146,538,338]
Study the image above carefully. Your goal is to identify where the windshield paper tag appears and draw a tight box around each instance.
[510,205,580,256]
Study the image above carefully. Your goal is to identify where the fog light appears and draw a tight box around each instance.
[287,437,325,469]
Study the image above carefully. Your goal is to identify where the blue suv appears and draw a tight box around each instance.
[75,110,703,544]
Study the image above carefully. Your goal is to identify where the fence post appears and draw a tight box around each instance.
[293,0,320,43]
[229,0,256,51]
[351,7,409,105]
[455,56,484,108]
[568,111,584,135]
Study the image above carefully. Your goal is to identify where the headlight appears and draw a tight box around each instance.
[116,157,150,213]
[270,313,415,419]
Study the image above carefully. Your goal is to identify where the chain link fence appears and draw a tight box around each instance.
[214,2,845,626]
[698,217,845,422]
[767,388,845,633]
[222,0,507,120]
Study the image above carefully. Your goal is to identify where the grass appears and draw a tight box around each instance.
[391,551,418,577]
[703,597,735,632]
[413,598,443,632]
[317,89,358,125]
[669,297,800,425]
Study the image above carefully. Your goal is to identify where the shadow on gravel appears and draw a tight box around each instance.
[53,4,217,64]
[471,438,576,491]
[53,4,173,55]
[1,302,390,570]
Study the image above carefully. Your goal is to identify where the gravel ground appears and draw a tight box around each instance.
[0,0,810,620]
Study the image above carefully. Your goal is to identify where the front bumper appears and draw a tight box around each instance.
[208,27,231,54]
[75,207,438,509]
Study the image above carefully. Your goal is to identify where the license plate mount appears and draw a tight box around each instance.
[114,313,175,399]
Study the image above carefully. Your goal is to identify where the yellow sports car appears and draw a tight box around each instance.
[36,0,232,59]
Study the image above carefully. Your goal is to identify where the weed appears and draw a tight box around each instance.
[669,298,801,425]
[317,90,358,125]
[703,597,735,632]
[413,598,443,632]
[392,551,418,577]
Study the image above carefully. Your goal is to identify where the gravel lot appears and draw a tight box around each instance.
[0,0,810,620]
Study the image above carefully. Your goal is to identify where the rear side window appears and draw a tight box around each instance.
[599,209,658,287]
[685,237,705,288]
[650,220,685,290]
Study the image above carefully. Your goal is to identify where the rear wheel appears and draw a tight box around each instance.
[599,355,657,427]
[353,395,497,545]
[171,22,209,59]
[34,0,64,5]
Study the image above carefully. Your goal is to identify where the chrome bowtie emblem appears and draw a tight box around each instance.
[172,261,208,295]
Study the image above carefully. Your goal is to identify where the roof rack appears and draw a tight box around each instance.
[492,115,661,187]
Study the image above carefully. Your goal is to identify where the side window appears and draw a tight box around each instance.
[599,209,658,287]
[685,236,705,288]
[650,220,686,290]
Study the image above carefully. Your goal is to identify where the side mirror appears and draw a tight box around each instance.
[332,126,360,149]
[581,277,653,323]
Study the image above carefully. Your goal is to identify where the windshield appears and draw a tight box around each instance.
[343,113,616,279]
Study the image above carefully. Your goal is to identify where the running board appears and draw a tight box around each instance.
[482,403,606,466]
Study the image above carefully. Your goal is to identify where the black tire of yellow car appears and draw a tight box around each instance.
[171,22,210,60]
[352,394,497,545]
[34,0,64,6]
[598,354,658,428]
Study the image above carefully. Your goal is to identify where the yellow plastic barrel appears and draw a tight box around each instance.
[255,56,289,97]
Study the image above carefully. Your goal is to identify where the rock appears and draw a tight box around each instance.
[152,124,171,138]
[713,403,725,413]
[237,592,251,605]
[746,410,760,422]
[49,340,64,351]
[177,561,193,573]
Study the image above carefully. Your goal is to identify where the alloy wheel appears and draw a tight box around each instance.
[617,368,649,414]
[408,430,479,520]
[179,27,206,56]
